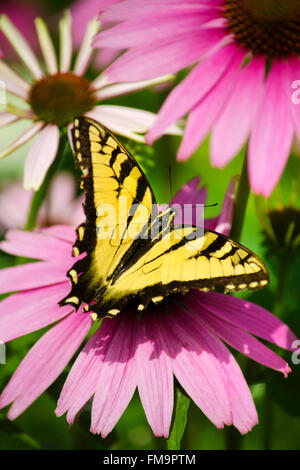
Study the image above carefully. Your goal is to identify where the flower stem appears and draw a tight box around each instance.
[167,382,190,450]
[225,150,250,450]
[25,132,68,231]
[230,150,250,242]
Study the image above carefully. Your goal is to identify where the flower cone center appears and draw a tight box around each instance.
[223,0,300,57]
[29,73,97,126]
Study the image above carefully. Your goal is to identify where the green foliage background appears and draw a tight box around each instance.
[0,0,300,451]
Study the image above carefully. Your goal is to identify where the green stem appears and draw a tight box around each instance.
[264,387,272,450]
[167,382,190,450]
[225,150,250,450]
[273,253,292,318]
[25,132,68,231]
[230,150,250,242]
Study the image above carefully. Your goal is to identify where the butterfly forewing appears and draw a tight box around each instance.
[60,117,269,318]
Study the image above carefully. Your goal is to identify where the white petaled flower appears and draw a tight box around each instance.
[0,11,180,190]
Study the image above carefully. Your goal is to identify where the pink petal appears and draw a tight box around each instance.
[176,305,258,433]
[0,312,91,419]
[0,112,19,128]
[0,229,72,262]
[87,105,181,142]
[0,262,70,295]
[177,47,244,161]
[193,303,291,377]
[189,291,297,352]
[169,177,207,226]
[248,60,294,197]
[0,181,32,229]
[147,43,239,146]
[0,122,43,160]
[288,57,300,139]
[95,10,218,49]
[170,177,206,206]
[211,56,266,167]
[24,124,59,190]
[0,282,71,342]
[205,176,236,235]
[136,311,173,438]
[38,225,76,244]
[56,317,119,424]
[159,308,232,429]
[90,313,137,438]
[101,0,221,22]
[105,28,225,83]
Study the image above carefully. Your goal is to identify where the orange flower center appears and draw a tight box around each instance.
[223,0,300,57]
[29,73,97,126]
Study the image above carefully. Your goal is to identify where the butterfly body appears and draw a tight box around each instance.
[60,117,269,318]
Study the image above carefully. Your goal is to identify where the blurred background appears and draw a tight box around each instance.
[0,0,300,450]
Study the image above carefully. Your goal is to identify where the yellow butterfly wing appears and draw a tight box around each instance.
[101,225,269,311]
[60,116,157,312]
[60,117,269,318]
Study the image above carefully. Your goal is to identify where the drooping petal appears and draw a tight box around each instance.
[205,176,236,235]
[159,308,232,429]
[23,124,59,190]
[0,122,43,160]
[104,28,225,84]
[176,305,258,433]
[0,282,71,342]
[211,56,266,167]
[0,262,70,295]
[0,111,19,127]
[189,291,297,351]
[136,311,173,438]
[94,75,174,100]
[38,225,76,244]
[287,57,300,139]
[0,182,32,229]
[73,17,100,76]
[90,313,137,438]
[147,43,238,145]
[0,14,43,79]
[95,10,218,49]
[56,317,119,424]
[192,302,291,377]
[248,60,294,197]
[35,18,58,75]
[0,229,72,262]
[59,10,72,73]
[101,0,221,23]
[177,47,244,161]
[0,312,91,420]
[87,105,181,142]
[169,177,207,226]
[0,60,30,100]
[171,177,206,206]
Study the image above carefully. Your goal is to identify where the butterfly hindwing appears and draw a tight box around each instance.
[99,225,269,311]
[60,117,269,318]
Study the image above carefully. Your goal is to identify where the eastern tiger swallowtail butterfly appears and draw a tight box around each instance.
[59,117,269,318]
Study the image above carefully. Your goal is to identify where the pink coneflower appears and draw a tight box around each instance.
[0,172,84,232]
[0,178,296,437]
[0,11,180,190]
[95,0,300,197]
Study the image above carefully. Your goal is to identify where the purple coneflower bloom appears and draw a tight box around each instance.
[0,178,296,437]
[95,0,300,197]
[0,11,180,190]
[0,172,84,232]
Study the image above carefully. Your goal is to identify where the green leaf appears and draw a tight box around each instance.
[167,383,190,450]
